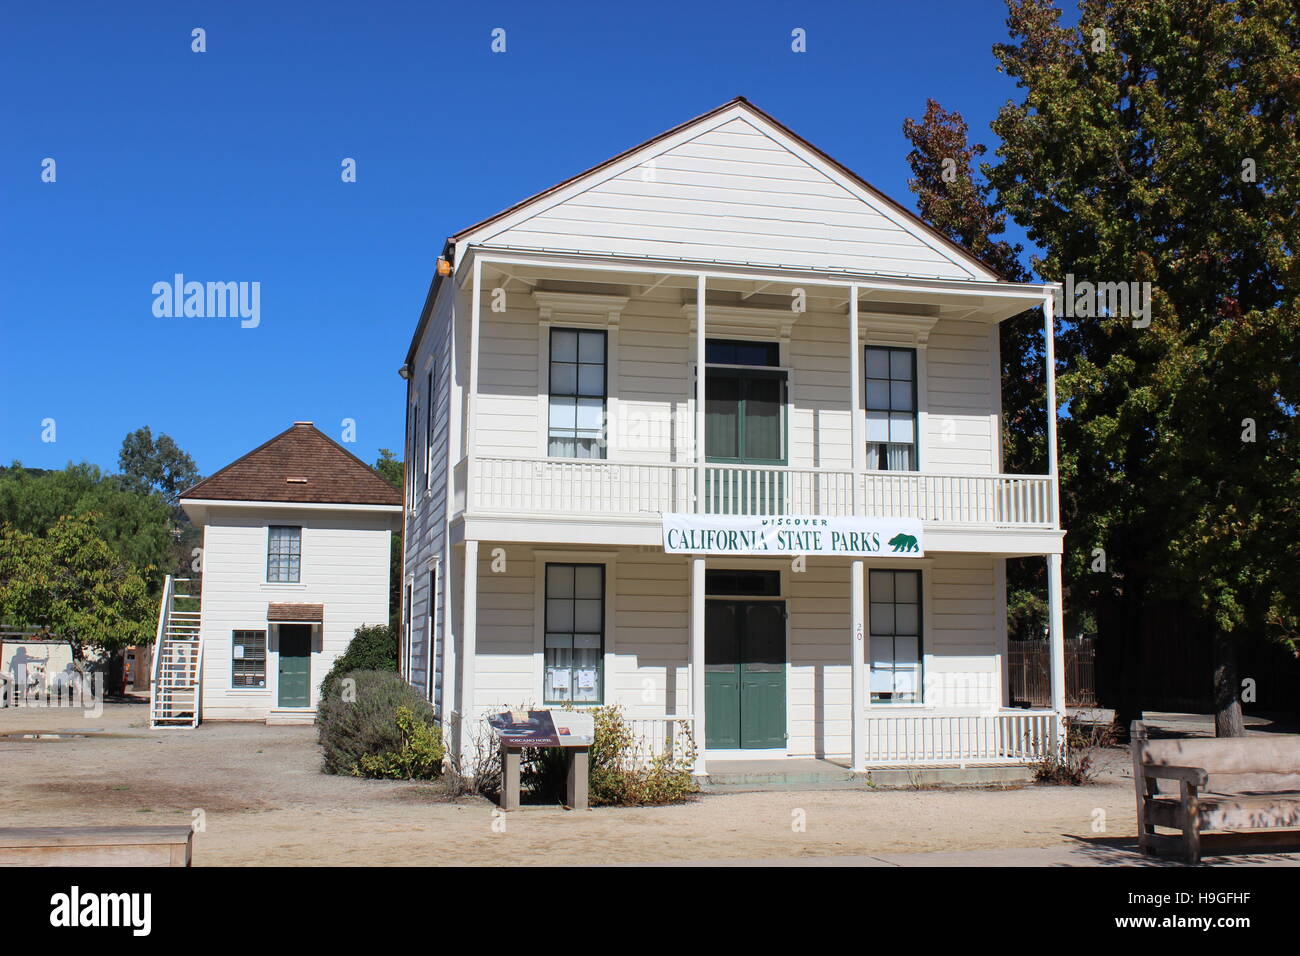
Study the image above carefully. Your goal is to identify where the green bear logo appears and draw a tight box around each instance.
[888,532,919,553]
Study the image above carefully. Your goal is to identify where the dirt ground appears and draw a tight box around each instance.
[0,702,1290,866]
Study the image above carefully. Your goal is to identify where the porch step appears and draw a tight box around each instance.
[266,708,316,726]
[699,758,1033,792]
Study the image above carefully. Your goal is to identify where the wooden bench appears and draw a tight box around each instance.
[0,826,193,866]
[1132,721,1300,863]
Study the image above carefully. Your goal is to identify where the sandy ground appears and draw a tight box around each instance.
[1,702,1294,866]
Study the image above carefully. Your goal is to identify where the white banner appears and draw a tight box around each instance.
[662,514,924,557]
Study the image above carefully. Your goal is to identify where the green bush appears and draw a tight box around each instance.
[521,705,698,807]
[317,669,444,779]
[320,624,397,700]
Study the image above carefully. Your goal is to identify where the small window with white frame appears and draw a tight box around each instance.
[869,569,922,704]
[232,630,267,688]
[548,328,606,459]
[543,563,604,704]
[865,346,917,471]
[267,526,301,583]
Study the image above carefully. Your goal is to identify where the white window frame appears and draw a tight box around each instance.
[532,550,617,708]
[266,525,302,584]
[864,562,934,709]
[533,291,625,459]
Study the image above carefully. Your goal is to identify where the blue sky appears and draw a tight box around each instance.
[0,0,1061,478]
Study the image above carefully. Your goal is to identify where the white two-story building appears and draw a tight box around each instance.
[152,422,401,727]
[400,98,1067,775]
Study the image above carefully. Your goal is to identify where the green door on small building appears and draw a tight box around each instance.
[277,624,312,708]
[705,600,786,749]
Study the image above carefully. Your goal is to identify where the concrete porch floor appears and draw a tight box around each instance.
[700,757,1033,792]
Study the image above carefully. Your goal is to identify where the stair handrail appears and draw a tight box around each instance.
[150,574,174,725]
[192,630,204,728]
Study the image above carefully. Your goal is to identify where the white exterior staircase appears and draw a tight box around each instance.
[150,575,203,728]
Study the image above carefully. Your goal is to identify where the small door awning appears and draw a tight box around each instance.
[267,603,324,624]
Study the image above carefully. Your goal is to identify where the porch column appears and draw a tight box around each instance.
[695,274,706,513]
[459,539,479,762]
[1046,552,1067,744]
[850,559,866,772]
[690,556,707,777]
[1043,291,1060,526]
[848,284,864,505]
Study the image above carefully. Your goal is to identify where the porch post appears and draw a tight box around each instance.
[695,274,706,513]
[850,559,866,772]
[690,555,707,776]
[466,257,482,512]
[1043,291,1060,526]
[848,284,864,505]
[459,539,479,763]
[1046,551,1067,745]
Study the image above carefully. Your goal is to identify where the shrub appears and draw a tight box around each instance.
[1031,716,1116,785]
[317,669,443,779]
[320,624,397,700]
[521,705,699,807]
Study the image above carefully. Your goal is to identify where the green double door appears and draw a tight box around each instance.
[705,600,786,750]
[277,624,312,708]
[705,367,786,514]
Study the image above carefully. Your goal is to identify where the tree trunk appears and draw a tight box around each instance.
[1213,630,1246,737]
[1111,585,1144,742]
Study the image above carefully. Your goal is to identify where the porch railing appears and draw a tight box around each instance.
[862,710,1056,765]
[627,715,697,768]
[465,456,1055,527]
[626,711,1055,768]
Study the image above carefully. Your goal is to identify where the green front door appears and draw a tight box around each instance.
[705,600,786,749]
[705,366,787,514]
[277,624,312,707]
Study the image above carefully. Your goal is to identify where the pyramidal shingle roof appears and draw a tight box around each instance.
[180,422,402,507]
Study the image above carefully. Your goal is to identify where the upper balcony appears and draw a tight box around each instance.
[427,248,1062,551]
[456,456,1055,528]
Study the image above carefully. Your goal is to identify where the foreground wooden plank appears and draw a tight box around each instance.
[0,826,193,867]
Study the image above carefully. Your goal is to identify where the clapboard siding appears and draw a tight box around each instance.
[403,277,454,709]
[198,509,393,721]
[478,116,986,280]
[463,547,1000,758]
[471,293,998,475]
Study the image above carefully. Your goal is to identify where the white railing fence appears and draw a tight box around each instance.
[627,716,697,769]
[863,711,1056,765]
[466,456,1055,527]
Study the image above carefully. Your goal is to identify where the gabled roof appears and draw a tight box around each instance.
[451,96,1004,280]
[180,422,402,507]
[405,97,1013,365]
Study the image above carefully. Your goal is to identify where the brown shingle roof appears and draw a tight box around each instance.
[267,603,324,623]
[180,422,402,506]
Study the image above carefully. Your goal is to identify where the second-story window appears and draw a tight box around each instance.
[548,328,606,459]
[865,346,917,471]
[267,526,301,583]
[425,368,435,490]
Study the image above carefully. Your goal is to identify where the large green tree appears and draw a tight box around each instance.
[118,426,201,503]
[0,513,156,657]
[986,0,1299,735]
[902,99,1056,641]
[0,463,172,573]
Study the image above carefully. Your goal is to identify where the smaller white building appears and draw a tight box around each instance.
[153,422,401,726]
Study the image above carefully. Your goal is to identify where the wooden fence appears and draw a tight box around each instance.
[1007,637,1097,708]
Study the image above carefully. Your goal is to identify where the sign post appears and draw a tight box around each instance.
[487,709,596,811]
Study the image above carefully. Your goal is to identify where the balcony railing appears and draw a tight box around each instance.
[465,456,1056,527]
